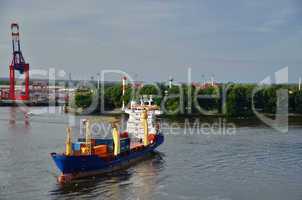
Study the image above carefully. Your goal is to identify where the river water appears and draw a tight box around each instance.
[0,107,301,200]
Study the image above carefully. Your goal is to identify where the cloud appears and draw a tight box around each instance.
[0,0,301,82]
[254,7,299,33]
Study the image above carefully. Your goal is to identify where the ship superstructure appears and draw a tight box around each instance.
[125,95,162,139]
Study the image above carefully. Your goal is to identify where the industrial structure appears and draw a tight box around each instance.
[9,23,30,101]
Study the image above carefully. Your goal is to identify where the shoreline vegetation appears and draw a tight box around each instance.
[72,83,302,118]
[1,81,302,119]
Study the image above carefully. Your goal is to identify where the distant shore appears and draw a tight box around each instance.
[2,82,302,119]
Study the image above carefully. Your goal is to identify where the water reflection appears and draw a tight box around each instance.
[2,106,302,200]
[49,152,165,200]
[8,107,30,128]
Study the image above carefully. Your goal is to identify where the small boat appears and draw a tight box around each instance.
[26,111,38,117]
[26,108,46,116]
[50,96,164,183]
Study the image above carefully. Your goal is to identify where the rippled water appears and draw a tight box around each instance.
[0,107,302,200]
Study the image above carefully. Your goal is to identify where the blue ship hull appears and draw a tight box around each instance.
[51,133,164,182]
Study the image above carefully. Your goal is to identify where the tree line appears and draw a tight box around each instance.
[74,83,302,117]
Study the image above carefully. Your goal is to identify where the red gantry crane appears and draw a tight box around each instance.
[9,23,30,101]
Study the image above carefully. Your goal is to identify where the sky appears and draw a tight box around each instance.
[0,0,301,83]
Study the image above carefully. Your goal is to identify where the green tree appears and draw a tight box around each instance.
[103,84,133,110]
[294,90,302,113]
[139,85,159,95]
[262,87,277,113]
[74,88,93,108]
[163,85,183,115]
[226,84,254,117]
[193,86,220,114]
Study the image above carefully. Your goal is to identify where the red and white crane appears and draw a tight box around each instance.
[9,23,30,100]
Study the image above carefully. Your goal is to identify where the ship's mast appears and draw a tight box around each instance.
[122,76,127,110]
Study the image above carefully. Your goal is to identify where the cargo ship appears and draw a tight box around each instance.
[51,96,164,183]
